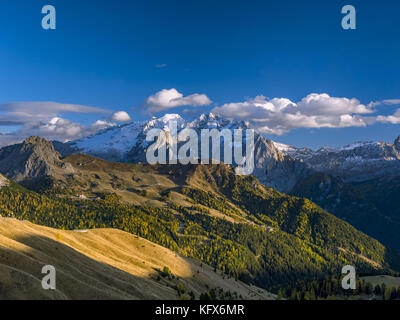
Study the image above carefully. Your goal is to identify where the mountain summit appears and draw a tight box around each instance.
[0,136,74,182]
[61,113,307,192]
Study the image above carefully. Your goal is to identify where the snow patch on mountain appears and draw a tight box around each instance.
[272,142,297,153]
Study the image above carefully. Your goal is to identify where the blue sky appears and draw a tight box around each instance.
[0,0,399,148]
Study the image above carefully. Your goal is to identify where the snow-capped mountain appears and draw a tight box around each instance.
[70,113,251,162]
[62,113,307,192]
[62,112,400,190]
[274,137,400,181]
[70,114,187,162]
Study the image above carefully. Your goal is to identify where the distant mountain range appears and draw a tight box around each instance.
[55,113,309,193]
[50,112,400,188]
[274,137,400,181]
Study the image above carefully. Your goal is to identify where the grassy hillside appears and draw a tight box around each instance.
[0,218,274,300]
[1,155,399,291]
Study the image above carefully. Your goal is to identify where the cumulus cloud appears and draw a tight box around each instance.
[111,111,131,122]
[297,93,372,116]
[143,88,212,113]
[212,93,373,135]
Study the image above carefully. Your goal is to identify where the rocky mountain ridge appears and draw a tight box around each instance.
[274,138,400,182]
[0,136,74,182]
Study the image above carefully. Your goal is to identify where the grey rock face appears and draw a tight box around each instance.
[252,136,309,193]
[0,136,74,182]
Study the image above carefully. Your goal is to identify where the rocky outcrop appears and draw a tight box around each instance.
[0,136,74,182]
[252,136,309,192]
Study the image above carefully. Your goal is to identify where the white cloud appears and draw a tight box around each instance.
[0,101,110,126]
[111,111,131,122]
[212,93,373,135]
[155,63,167,68]
[15,117,116,143]
[143,88,212,113]
[368,99,400,108]
[297,93,372,116]
[91,120,116,129]
[376,108,400,124]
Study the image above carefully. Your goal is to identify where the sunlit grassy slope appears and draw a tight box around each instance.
[0,218,275,300]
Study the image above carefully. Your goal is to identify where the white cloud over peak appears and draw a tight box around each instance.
[111,111,131,122]
[212,93,373,135]
[143,88,212,113]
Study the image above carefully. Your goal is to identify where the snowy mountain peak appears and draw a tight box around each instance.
[274,137,400,181]
[199,112,217,121]
[157,113,184,122]
[144,113,187,132]
[272,142,297,153]
[68,113,259,164]
[192,112,250,131]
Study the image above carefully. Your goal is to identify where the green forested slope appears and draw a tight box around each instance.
[0,162,399,291]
